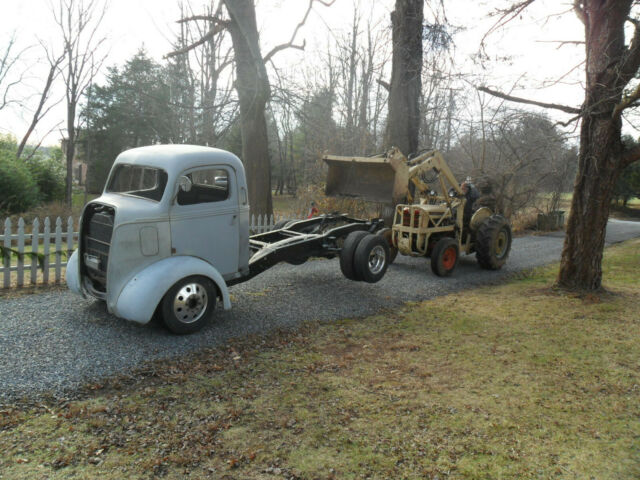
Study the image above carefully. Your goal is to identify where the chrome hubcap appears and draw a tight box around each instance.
[173,282,208,324]
[368,245,387,274]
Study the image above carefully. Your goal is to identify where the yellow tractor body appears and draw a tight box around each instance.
[322,148,513,276]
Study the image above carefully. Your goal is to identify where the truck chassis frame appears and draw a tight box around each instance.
[228,214,385,285]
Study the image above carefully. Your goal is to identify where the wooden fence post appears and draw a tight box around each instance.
[31,218,39,285]
[17,218,25,287]
[55,217,62,283]
[3,218,11,288]
[43,217,50,284]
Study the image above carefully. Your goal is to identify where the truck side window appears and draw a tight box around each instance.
[177,168,230,205]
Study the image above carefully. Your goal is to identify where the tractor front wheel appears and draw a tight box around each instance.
[430,237,459,277]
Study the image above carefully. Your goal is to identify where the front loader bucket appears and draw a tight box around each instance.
[323,153,409,205]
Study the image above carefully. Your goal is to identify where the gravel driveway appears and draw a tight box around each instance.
[1,219,639,402]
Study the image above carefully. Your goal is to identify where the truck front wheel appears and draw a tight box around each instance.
[161,275,216,334]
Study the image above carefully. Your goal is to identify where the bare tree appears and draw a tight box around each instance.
[384,0,424,155]
[449,107,575,219]
[169,0,334,216]
[0,35,26,113]
[326,9,390,154]
[167,2,235,146]
[480,1,640,291]
[16,45,65,159]
[53,0,107,206]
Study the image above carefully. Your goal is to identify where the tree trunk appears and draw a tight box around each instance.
[384,0,423,156]
[557,2,630,290]
[65,102,76,207]
[557,116,622,289]
[223,0,272,217]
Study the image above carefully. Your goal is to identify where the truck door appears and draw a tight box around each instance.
[169,165,240,279]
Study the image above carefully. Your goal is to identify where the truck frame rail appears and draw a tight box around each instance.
[227,214,385,285]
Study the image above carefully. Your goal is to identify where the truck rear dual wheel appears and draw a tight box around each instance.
[475,214,512,270]
[161,275,216,334]
[340,231,368,280]
[340,231,390,283]
[431,237,459,277]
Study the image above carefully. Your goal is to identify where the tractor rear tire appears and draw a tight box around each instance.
[430,237,459,277]
[339,231,369,280]
[353,234,390,283]
[475,214,512,270]
[377,228,398,264]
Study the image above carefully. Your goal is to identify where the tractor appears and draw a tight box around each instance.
[323,147,512,276]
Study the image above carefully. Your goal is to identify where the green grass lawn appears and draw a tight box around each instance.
[72,190,98,211]
[1,240,639,479]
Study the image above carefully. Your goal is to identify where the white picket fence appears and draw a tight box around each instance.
[0,214,283,288]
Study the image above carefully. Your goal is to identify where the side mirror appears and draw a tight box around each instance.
[178,175,192,192]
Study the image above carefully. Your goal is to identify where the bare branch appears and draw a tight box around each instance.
[263,0,335,63]
[0,35,31,111]
[540,60,585,88]
[167,1,228,59]
[165,21,228,58]
[23,121,63,163]
[482,0,536,47]
[264,40,306,64]
[612,81,640,118]
[477,86,582,114]
[535,39,585,49]
[554,113,583,128]
[619,16,640,83]
[376,78,390,92]
[179,14,218,23]
[17,48,65,159]
[622,142,640,167]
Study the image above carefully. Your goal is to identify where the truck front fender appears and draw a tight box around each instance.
[65,249,85,297]
[114,256,232,324]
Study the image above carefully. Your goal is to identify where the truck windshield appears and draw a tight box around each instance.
[106,165,168,202]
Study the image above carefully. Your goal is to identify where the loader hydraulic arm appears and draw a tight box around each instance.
[407,150,464,196]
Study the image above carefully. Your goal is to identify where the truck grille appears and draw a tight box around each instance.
[82,206,114,292]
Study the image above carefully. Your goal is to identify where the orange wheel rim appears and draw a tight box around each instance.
[442,246,457,270]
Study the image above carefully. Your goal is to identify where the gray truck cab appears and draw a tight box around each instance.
[67,145,250,333]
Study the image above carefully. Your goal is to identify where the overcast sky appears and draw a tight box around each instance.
[0,0,586,147]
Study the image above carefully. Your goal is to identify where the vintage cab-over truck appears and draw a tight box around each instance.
[67,145,391,333]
